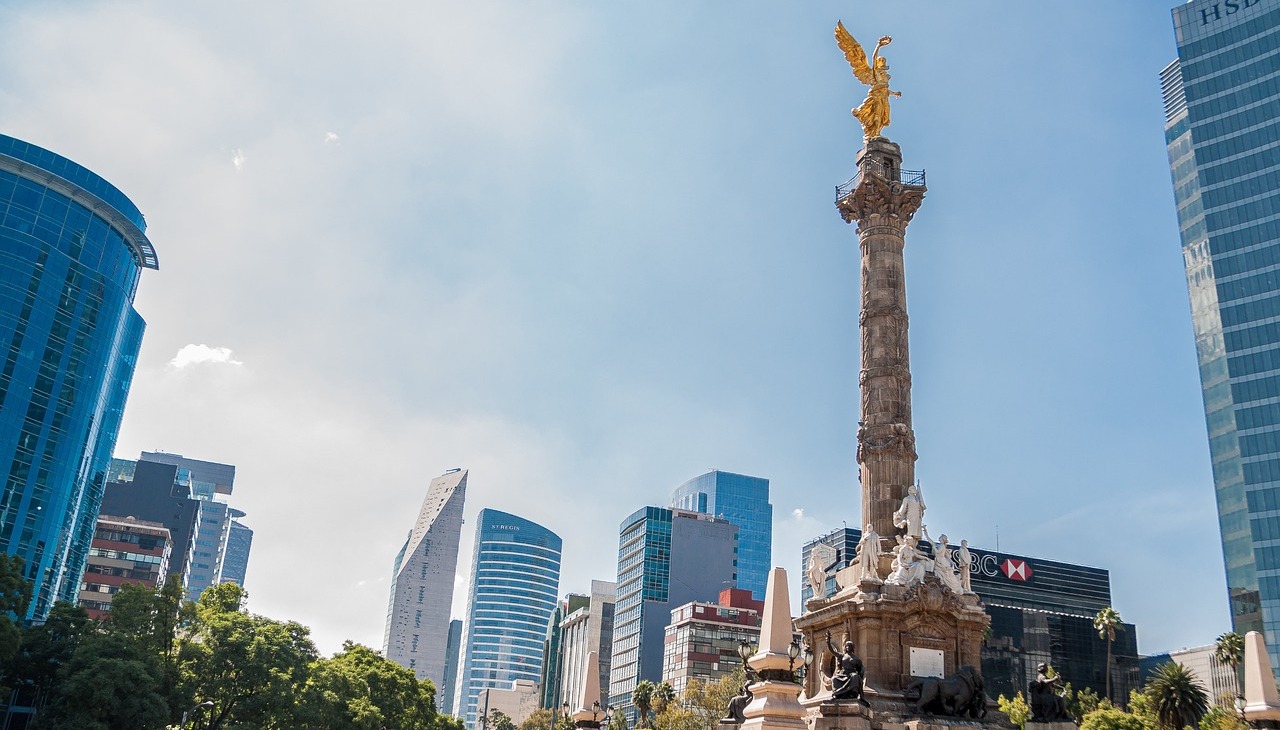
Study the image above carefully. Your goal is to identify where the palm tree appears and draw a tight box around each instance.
[1094,606,1122,702]
[633,680,655,728]
[1147,661,1210,730]
[1215,631,1245,694]
[653,682,676,715]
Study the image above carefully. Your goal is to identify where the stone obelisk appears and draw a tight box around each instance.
[840,138,925,540]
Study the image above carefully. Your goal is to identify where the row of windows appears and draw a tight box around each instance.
[1239,402,1280,431]
[1195,120,1280,168]
[1206,192,1280,235]
[88,547,162,565]
[1186,57,1280,120]
[1220,267,1280,305]
[1182,19,1280,82]
[1232,373,1280,403]
[1222,288,1280,328]
[1204,167,1280,217]
[1244,456,1280,485]
[1239,429,1280,457]
[1202,143,1280,190]
[1228,347,1280,378]
[1207,214,1280,263]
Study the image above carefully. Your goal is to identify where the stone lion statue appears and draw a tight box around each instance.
[903,665,987,718]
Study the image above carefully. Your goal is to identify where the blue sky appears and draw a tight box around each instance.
[0,1,1219,656]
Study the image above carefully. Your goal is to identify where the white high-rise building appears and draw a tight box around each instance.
[383,468,468,685]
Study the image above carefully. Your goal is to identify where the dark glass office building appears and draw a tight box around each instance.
[608,507,737,718]
[1161,0,1280,670]
[802,528,1140,702]
[453,509,562,729]
[0,134,157,619]
[670,470,772,601]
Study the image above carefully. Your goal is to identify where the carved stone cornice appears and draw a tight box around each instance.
[858,367,911,385]
[859,306,907,325]
[837,173,926,228]
[856,423,917,464]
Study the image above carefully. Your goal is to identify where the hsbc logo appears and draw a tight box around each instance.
[1000,559,1032,582]
[968,553,1035,583]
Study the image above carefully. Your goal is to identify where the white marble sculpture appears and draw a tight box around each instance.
[956,539,974,594]
[855,523,884,583]
[807,547,828,600]
[893,483,926,539]
[925,528,964,594]
[884,538,926,587]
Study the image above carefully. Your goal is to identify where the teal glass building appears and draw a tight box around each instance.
[453,509,561,728]
[1162,0,1280,670]
[0,134,156,619]
[670,470,771,600]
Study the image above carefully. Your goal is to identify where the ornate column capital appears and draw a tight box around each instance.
[838,174,926,228]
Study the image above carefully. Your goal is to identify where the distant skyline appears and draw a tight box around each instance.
[0,1,1225,657]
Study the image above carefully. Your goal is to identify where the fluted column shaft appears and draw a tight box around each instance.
[837,137,925,541]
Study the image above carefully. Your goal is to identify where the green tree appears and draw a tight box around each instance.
[294,641,445,730]
[1095,607,1123,702]
[30,633,169,730]
[653,671,744,730]
[1072,687,1106,723]
[998,692,1032,730]
[1146,662,1210,730]
[9,602,94,695]
[0,554,31,676]
[633,680,655,728]
[652,682,676,715]
[177,582,317,730]
[1082,706,1150,730]
[489,710,517,730]
[1129,689,1159,726]
[103,580,193,714]
[520,707,575,730]
[607,708,629,730]
[1214,632,1245,691]
[1199,705,1248,730]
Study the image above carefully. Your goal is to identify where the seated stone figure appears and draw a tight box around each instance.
[1028,663,1070,722]
[722,666,759,724]
[824,632,867,703]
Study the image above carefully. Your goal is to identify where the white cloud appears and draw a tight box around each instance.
[324,131,339,145]
[792,508,804,520]
[231,148,246,170]
[169,344,244,369]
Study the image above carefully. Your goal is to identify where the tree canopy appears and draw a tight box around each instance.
[2,579,461,730]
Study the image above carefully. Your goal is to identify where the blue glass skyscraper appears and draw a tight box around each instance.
[608,507,737,717]
[670,470,771,600]
[0,134,157,619]
[1163,0,1280,670]
[453,509,561,728]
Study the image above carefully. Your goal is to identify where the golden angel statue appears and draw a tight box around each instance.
[835,21,900,139]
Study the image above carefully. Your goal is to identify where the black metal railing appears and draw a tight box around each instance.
[835,163,926,200]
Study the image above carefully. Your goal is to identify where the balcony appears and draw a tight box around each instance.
[835,162,926,201]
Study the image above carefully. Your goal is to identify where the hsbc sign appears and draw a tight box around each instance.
[971,553,1035,584]
[1000,558,1032,582]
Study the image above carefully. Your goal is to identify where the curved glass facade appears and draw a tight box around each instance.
[0,134,156,619]
[454,509,561,728]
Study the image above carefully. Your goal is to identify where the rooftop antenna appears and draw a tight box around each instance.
[995,524,999,553]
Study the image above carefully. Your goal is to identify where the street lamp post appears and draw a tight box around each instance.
[181,700,214,729]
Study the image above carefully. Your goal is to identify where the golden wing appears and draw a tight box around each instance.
[835,21,876,87]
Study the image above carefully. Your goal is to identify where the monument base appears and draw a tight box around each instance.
[803,696,1016,730]
[796,576,988,694]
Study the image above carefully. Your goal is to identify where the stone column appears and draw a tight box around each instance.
[742,568,806,730]
[837,137,926,540]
